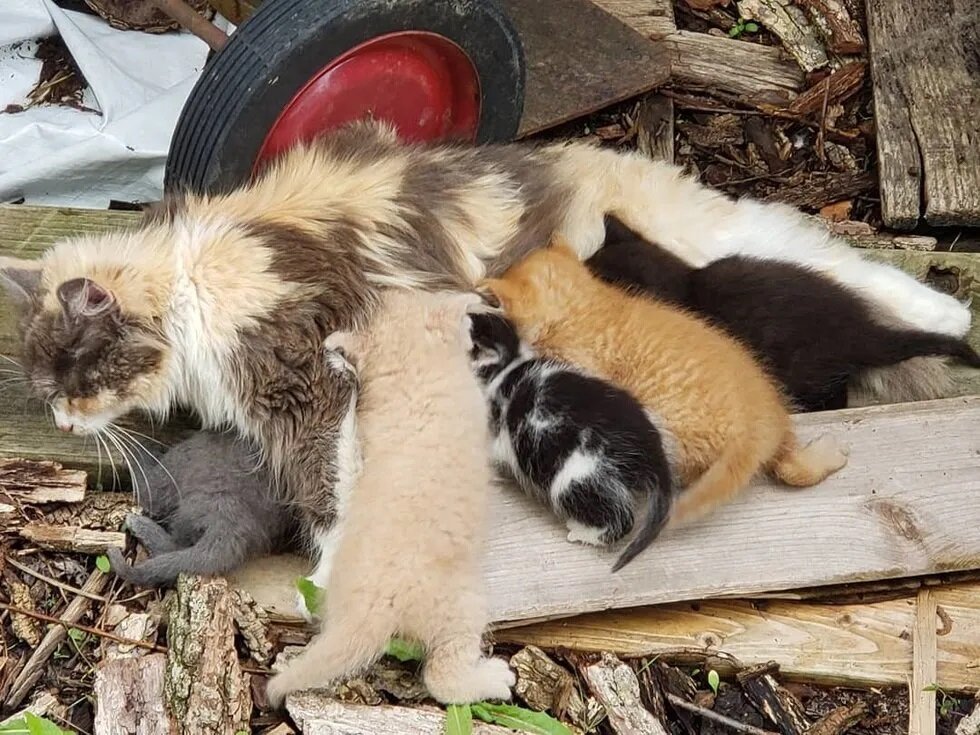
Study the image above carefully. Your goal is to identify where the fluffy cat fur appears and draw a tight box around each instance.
[587,216,980,411]
[470,312,673,571]
[0,120,966,578]
[106,432,297,587]
[484,242,849,530]
[266,289,514,707]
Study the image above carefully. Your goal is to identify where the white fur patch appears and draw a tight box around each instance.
[549,449,599,507]
[565,519,607,547]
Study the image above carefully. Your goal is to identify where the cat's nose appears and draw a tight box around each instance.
[55,420,74,433]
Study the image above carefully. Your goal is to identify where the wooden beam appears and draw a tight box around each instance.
[664,31,804,104]
[866,0,980,228]
[910,589,938,735]
[498,583,980,692]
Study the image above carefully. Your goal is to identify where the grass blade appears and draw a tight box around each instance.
[445,704,473,735]
[471,702,572,735]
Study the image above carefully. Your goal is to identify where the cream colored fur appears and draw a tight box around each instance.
[266,289,515,707]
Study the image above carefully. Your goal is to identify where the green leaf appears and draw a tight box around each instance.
[744,21,760,32]
[445,704,473,735]
[471,703,572,735]
[294,577,322,616]
[24,714,73,735]
[385,636,424,662]
[728,25,742,37]
[67,628,86,645]
[707,669,720,695]
[95,555,110,574]
[922,683,938,692]
[0,717,29,734]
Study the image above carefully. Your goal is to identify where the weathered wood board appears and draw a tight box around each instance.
[502,0,671,137]
[591,0,676,38]
[866,0,980,228]
[499,583,980,692]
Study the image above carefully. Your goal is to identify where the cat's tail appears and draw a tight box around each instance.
[265,607,397,708]
[612,471,673,573]
[877,330,980,369]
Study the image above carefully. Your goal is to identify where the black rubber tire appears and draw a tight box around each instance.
[165,0,525,195]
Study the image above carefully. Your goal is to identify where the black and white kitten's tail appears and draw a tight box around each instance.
[875,330,980,369]
[612,475,673,572]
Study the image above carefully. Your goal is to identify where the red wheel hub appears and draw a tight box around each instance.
[255,31,481,169]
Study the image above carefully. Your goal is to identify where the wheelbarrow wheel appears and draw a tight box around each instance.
[165,0,525,195]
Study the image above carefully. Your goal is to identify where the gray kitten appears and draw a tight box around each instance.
[107,432,296,587]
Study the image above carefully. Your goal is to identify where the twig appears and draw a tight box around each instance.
[150,0,228,51]
[5,555,109,603]
[666,693,781,735]
[816,78,831,163]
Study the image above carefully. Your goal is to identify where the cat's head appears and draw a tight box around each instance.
[0,244,174,436]
[468,312,521,382]
[481,238,584,329]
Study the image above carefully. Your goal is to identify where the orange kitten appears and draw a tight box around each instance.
[483,241,848,535]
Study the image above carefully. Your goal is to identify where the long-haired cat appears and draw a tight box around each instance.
[469,312,673,571]
[266,289,514,707]
[484,243,849,530]
[587,216,980,411]
[106,432,298,587]
[0,120,965,578]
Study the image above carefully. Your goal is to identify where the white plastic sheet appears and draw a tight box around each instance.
[0,0,212,207]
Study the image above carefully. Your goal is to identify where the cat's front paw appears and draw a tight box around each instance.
[565,519,608,547]
[473,657,516,701]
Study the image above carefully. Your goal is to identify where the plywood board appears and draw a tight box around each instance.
[866,0,980,228]
[502,0,671,137]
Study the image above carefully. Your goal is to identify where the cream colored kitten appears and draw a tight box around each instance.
[266,289,514,707]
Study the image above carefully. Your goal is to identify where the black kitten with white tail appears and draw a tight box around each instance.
[470,312,674,572]
[588,216,980,411]
[107,432,296,587]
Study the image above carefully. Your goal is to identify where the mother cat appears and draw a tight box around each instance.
[0,120,969,595]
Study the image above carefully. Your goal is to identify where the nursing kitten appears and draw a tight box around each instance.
[587,217,980,411]
[106,432,297,587]
[0,120,966,582]
[484,243,849,532]
[470,312,672,571]
[266,290,514,707]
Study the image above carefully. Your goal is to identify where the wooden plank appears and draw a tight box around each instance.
[590,0,676,38]
[664,31,805,104]
[866,0,980,228]
[910,589,938,735]
[502,0,671,137]
[499,583,980,692]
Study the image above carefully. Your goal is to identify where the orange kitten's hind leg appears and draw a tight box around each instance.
[769,433,849,487]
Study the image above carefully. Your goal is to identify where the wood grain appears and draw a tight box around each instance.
[591,0,676,38]
[93,654,170,735]
[866,0,980,228]
[19,523,126,554]
[910,589,938,735]
[664,31,804,103]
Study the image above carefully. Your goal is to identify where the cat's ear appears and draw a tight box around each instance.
[0,258,43,310]
[480,278,518,310]
[57,277,117,321]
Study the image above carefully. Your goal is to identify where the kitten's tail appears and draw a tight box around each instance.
[876,330,980,368]
[265,607,397,708]
[612,472,673,573]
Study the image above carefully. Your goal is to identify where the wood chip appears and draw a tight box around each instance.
[819,200,853,222]
[94,653,169,735]
[796,0,865,54]
[104,613,159,661]
[764,171,875,209]
[582,652,670,735]
[736,0,828,72]
[804,703,866,735]
[510,646,592,728]
[5,571,41,647]
[786,61,866,117]
[679,113,744,148]
[232,588,274,666]
[737,662,811,735]
[683,0,730,9]
[635,95,675,163]
[0,458,86,505]
[0,691,61,727]
[956,699,980,735]
[19,523,125,554]
[44,491,136,530]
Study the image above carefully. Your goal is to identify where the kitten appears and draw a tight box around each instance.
[266,290,515,707]
[587,216,980,411]
[0,120,966,580]
[106,432,297,587]
[483,243,849,532]
[469,311,673,571]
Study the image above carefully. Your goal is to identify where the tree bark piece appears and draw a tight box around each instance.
[510,646,593,729]
[785,62,866,117]
[19,522,125,554]
[763,171,875,209]
[581,652,670,735]
[5,569,109,709]
[0,458,86,504]
[635,95,675,164]
[796,0,865,54]
[804,703,866,735]
[736,0,829,72]
[665,31,804,104]
[866,0,980,228]
[165,575,251,735]
[44,491,137,530]
[94,653,172,735]
[957,700,980,735]
[736,663,811,735]
[909,589,938,735]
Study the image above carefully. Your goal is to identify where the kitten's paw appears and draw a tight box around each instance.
[472,657,517,701]
[807,433,850,471]
[124,514,178,555]
[565,519,608,547]
[105,547,129,575]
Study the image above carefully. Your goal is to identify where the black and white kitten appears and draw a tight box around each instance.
[107,432,297,587]
[587,216,980,411]
[470,312,673,572]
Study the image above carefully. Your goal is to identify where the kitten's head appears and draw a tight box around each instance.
[468,311,522,383]
[0,240,174,435]
[481,238,585,330]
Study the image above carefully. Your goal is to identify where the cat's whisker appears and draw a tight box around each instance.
[115,425,179,497]
[119,425,169,449]
[92,433,104,489]
[105,427,147,501]
[0,354,23,368]
[95,431,121,492]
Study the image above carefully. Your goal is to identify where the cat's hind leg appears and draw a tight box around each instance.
[769,433,848,487]
[123,513,179,555]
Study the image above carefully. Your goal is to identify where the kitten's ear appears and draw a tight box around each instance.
[480,278,517,310]
[57,278,117,321]
[0,258,43,310]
